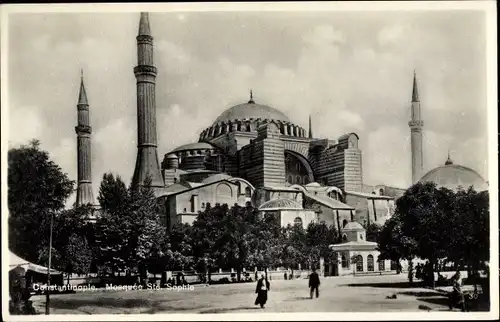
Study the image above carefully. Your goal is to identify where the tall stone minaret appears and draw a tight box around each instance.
[132,12,165,188]
[75,70,95,206]
[408,71,424,184]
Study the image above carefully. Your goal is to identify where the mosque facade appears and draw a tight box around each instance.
[74,13,488,236]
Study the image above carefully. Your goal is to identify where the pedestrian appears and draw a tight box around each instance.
[416,264,422,280]
[254,271,258,282]
[284,271,287,280]
[254,274,270,308]
[308,268,320,299]
[448,271,466,312]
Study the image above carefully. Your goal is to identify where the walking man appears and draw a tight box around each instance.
[254,274,270,308]
[309,268,320,299]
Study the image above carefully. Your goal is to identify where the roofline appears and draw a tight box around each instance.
[344,190,395,200]
[303,191,355,210]
[258,207,304,211]
[157,179,239,198]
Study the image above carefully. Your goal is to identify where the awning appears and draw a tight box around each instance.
[303,192,354,210]
[9,251,62,275]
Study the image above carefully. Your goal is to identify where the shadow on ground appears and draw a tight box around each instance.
[199,306,262,314]
[343,282,421,289]
[282,296,313,301]
[398,291,442,297]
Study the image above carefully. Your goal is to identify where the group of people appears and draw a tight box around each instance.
[254,268,321,309]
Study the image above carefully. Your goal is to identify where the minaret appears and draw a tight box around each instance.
[409,71,424,184]
[132,12,165,188]
[75,70,95,206]
[308,114,313,139]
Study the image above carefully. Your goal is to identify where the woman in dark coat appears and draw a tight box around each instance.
[254,274,270,308]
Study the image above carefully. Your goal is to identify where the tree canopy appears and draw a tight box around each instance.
[8,140,74,263]
[377,181,489,277]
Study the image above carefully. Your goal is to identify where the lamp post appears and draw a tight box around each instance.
[45,210,54,315]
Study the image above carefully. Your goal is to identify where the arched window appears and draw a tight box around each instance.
[287,175,294,184]
[379,188,384,196]
[341,255,348,268]
[355,255,363,272]
[378,259,385,271]
[296,175,301,185]
[367,255,374,272]
[294,217,303,227]
[216,183,233,205]
[342,219,348,228]
[342,234,347,242]
[245,186,251,198]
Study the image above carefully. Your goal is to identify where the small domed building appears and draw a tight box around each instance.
[329,221,394,276]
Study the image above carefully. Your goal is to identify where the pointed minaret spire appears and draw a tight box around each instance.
[412,70,419,102]
[78,69,88,105]
[248,89,255,103]
[138,12,151,36]
[409,70,424,184]
[132,12,164,189]
[445,150,453,166]
[308,114,313,139]
[75,70,95,207]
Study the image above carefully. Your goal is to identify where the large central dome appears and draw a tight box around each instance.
[214,100,290,124]
[199,93,307,142]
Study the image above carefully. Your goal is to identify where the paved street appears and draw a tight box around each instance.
[29,274,457,314]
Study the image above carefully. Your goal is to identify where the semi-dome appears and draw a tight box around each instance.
[259,198,302,211]
[214,101,290,124]
[171,142,215,153]
[419,157,488,191]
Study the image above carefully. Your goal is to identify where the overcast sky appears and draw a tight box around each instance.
[7,8,490,205]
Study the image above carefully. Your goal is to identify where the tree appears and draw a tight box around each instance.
[94,176,167,282]
[247,211,284,275]
[164,223,194,271]
[363,223,382,243]
[8,140,74,263]
[97,173,128,213]
[447,188,489,274]
[280,223,307,270]
[377,182,490,286]
[305,222,338,269]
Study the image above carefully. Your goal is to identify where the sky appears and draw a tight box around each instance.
[6,8,490,206]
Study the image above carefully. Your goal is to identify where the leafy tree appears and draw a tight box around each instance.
[447,188,489,274]
[36,205,96,277]
[281,223,307,270]
[8,140,74,263]
[164,223,194,271]
[247,212,284,275]
[97,173,127,213]
[364,223,382,243]
[305,222,338,269]
[94,176,167,283]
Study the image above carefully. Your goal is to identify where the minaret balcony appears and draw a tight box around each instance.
[75,125,92,134]
[134,65,157,76]
[408,120,424,128]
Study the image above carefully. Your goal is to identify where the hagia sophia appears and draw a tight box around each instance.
[74,12,489,242]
